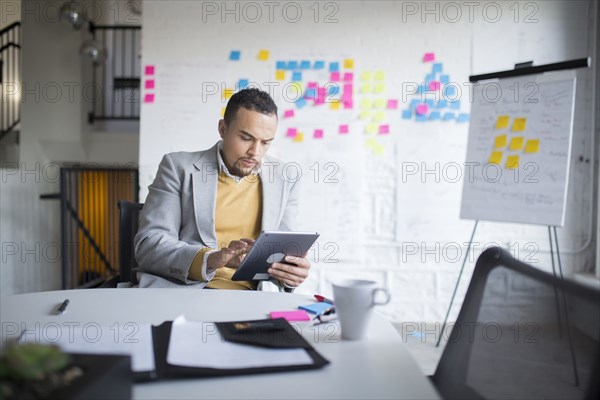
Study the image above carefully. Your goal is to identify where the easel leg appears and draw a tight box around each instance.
[436,220,478,348]
[552,226,580,387]
[548,226,563,338]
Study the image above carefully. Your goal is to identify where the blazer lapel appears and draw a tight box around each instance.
[192,144,219,248]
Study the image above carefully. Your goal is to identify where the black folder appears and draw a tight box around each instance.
[135,318,329,382]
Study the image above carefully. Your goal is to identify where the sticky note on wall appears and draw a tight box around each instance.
[258,50,270,61]
[512,118,527,132]
[525,139,540,153]
[494,134,507,148]
[509,137,524,151]
[496,115,510,129]
[488,151,502,165]
[506,155,519,169]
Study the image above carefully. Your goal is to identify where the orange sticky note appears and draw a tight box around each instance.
[512,118,527,132]
[488,151,503,165]
[258,49,270,61]
[509,136,524,151]
[495,115,510,129]
[344,59,354,69]
[506,155,519,169]
[525,139,540,154]
[494,134,507,148]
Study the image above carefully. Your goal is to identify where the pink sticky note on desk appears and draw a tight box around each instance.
[270,310,311,322]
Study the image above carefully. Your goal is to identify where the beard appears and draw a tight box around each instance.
[231,158,260,177]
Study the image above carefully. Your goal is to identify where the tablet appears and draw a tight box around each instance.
[231,231,320,281]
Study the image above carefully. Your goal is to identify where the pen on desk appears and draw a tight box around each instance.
[314,295,335,304]
[56,299,70,315]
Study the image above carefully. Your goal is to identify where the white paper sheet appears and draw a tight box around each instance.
[20,323,155,372]
[166,315,313,369]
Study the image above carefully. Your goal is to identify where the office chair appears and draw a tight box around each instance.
[432,246,600,400]
[117,200,144,286]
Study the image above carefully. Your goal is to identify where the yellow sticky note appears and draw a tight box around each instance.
[495,115,510,129]
[509,136,524,151]
[512,118,527,132]
[275,70,285,80]
[373,99,386,109]
[374,70,385,81]
[488,151,503,165]
[373,143,385,156]
[366,137,377,148]
[223,88,234,100]
[359,111,372,120]
[293,132,304,143]
[220,107,226,117]
[360,84,373,94]
[330,100,341,110]
[374,83,385,94]
[360,98,372,109]
[344,59,354,69]
[361,71,373,81]
[258,49,270,61]
[373,111,385,122]
[494,134,507,148]
[506,155,519,169]
[365,123,377,135]
[525,139,540,153]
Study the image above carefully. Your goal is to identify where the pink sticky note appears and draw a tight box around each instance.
[307,81,318,89]
[330,72,341,81]
[379,124,390,134]
[343,72,354,81]
[284,109,295,118]
[429,81,441,91]
[144,65,155,75]
[343,99,353,109]
[315,88,326,104]
[144,93,155,103]
[387,99,398,109]
[144,80,155,89]
[270,310,311,322]
[286,128,298,138]
[314,129,324,139]
[423,53,435,62]
[416,103,429,115]
[339,124,349,134]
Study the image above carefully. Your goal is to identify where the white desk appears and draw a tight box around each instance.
[0,289,440,399]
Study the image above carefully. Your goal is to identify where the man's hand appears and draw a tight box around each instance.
[268,255,311,288]
[207,238,255,270]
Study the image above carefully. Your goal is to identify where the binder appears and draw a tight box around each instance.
[135,318,330,382]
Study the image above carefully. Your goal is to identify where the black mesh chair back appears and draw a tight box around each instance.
[118,200,144,285]
[432,247,600,400]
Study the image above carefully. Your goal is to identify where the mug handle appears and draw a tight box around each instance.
[372,288,391,306]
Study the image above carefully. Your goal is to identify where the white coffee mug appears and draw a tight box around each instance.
[332,279,391,340]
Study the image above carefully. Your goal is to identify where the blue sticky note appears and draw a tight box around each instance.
[437,100,448,109]
[457,113,470,123]
[237,79,249,89]
[276,61,286,70]
[314,60,325,69]
[440,74,450,84]
[432,63,443,74]
[425,99,434,108]
[229,50,241,61]
[416,114,427,122]
[445,86,457,97]
[304,87,317,99]
[416,84,426,94]
[429,111,441,120]
[443,112,456,121]
[327,85,340,96]
[292,71,303,81]
[288,61,298,70]
[450,100,461,110]
[425,74,435,84]
[409,99,419,109]
[299,302,333,315]
[295,97,307,108]
[329,62,340,72]
[300,60,311,69]
[402,110,412,120]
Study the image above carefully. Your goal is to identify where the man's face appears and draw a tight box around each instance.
[218,107,277,177]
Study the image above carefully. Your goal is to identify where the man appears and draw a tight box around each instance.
[134,88,311,291]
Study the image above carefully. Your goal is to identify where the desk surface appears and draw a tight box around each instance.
[1,289,440,400]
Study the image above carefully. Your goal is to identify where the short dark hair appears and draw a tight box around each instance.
[223,88,278,125]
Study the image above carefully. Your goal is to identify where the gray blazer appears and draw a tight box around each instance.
[134,142,300,288]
